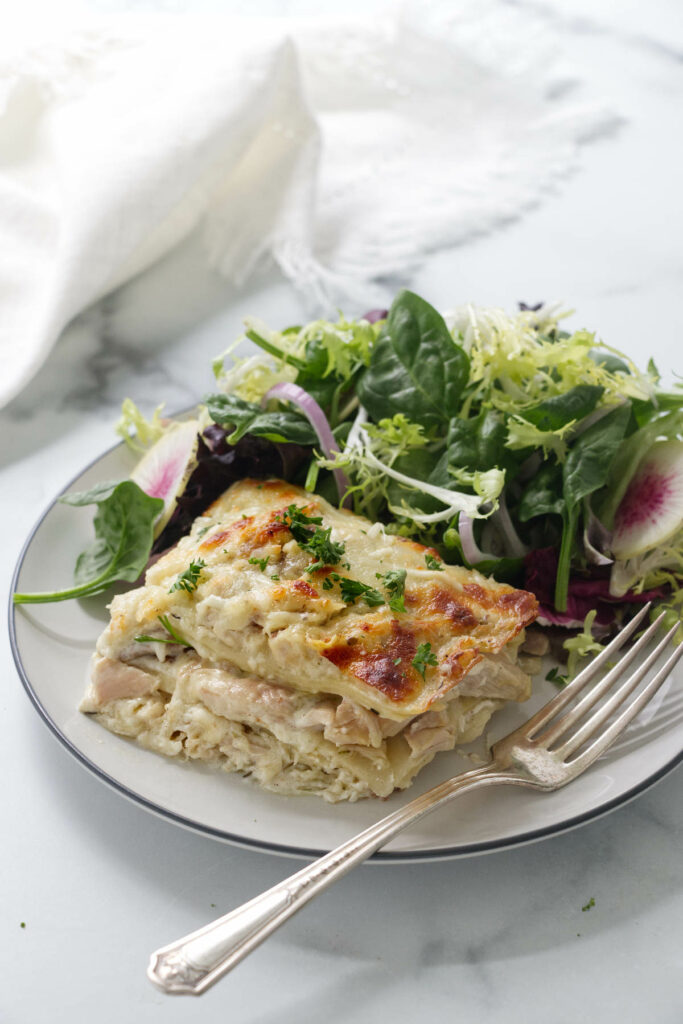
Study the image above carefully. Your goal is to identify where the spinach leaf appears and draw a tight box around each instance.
[521,385,604,431]
[477,410,513,468]
[631,392,683,429]
[357,290,469,428]
[554,403,631,610]
[293,371,339,411]
[293,339,340,409]
[437,417,478,471]
[13,481,164,604]
[588,349,630,375]
[517,462,565,522]
[429,410,517,491]
[204,393,317,446]
[563,403,632,509]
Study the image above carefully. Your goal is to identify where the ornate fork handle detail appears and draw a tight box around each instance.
[147,763,511,995]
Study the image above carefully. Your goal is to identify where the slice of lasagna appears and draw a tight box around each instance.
[82,479,538,802]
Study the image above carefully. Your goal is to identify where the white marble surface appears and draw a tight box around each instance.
[2,1,683,1021]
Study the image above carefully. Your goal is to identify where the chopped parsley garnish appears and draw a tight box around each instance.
[135,614,192,647]
[412,641,438,679]
[303,527,346,571]
[168,559,206,594]
[582,897,595,912]
[20,922,26,929]
[270,574,280,581]
[393,657,402,665]
[278,504,322,540]
[196,524,211,538]
[546,666,569,687]
[425,553,444,571]
[325,572,384,606]
[340,579,384,606]
[248,555,270,572]
[379,569,407,613]
[279,504,345,571]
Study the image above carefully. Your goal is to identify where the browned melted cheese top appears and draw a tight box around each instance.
[134,478,538,717]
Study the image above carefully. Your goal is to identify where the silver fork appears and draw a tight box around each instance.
[147,604,682,996]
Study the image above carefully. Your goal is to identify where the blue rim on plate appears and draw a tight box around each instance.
[8,440,683,862]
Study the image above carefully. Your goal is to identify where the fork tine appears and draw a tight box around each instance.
[553,620,681,758]
[565,640,683,775]
[536,610,670,747]
[524,603,652,738]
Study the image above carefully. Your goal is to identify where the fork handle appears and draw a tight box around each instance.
[147,763,505,995]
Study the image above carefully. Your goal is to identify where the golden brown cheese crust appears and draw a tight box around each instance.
[98,478,537,719]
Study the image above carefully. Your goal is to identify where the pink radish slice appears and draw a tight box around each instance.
[263,382,350,502]
[611,439,683,559]
[131,420,200,536]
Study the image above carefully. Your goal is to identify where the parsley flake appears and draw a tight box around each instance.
[326,572,384,606]
[248,555,270,572]
[280,504,345,571]
[169,559,206,594]
[393,657,402,665]
[380,569,407,613]
[425,553,444,571]
[546,666,569,688]
[412,641,438,679]
[582,898,595,912]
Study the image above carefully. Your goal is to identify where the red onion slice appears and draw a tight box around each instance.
[459,513,497,564]
[490,492,529,558]
[584,507,614,566]
[264,382,350,502]
[361,309,388,324]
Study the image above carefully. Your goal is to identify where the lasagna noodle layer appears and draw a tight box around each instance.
[83,651,510,802]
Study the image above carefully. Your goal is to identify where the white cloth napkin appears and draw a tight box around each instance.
[0,3,616,408]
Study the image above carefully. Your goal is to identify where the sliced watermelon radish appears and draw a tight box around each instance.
[131,420,200,537]
[611,439,683,559]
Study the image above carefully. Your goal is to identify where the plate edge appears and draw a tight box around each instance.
[8,438,683,862]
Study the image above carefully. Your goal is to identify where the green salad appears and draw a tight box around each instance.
[14,289,683,668]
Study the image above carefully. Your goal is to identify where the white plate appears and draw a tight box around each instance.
[9,439,683,862]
